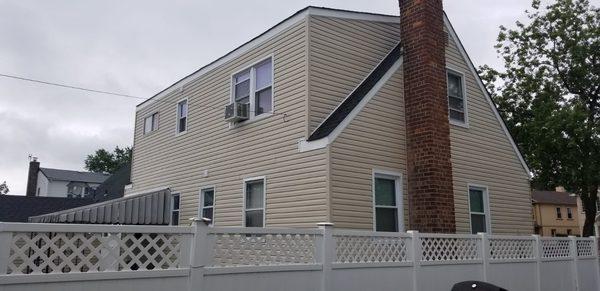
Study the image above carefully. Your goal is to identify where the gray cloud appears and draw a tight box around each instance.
[3,0,587,194]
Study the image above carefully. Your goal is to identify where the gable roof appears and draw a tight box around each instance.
[307,42,402,141]
[532,190,577,206]
[40,168,109,184]
[0,195,94,222]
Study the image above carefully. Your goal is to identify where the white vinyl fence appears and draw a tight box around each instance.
[0,220,599,291]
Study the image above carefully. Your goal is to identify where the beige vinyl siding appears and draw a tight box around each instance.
[445,33,533,235]
[307,16,400,133]
[329,70,406,229]
[131,19,329,228]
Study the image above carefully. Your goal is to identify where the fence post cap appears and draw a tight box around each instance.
[189,217,212,226]
[317,222,334,228]
[406,230,419,234]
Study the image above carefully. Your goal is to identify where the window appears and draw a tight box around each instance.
[200,188,215,225]
[567,207,573,219]
[373,173,402,232]
[567,229,572,235]
[447,70,466,124]
[556,207,562,219]
[176,99,188,134]
[171,193,180,225]
[469,186,489,234]
[144,112,159,134]
[551,229,557,236]
[232,58,273,119]
[244,178,265,227]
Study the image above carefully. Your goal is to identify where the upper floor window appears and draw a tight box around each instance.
[171,193,181,225]
[177,99,188,134]
[447,70,466,125]
[144,112,159,134]
[556,207,562,219]
[469,186,489,234]
[244,178,265,227]
[373,173,402,232]
[567,207,573,219]
[232,58,273,119]
[200,187,215,225]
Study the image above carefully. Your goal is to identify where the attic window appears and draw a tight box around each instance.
[447,70,467,125]
[232,58,273,120]
[144,112,159,134]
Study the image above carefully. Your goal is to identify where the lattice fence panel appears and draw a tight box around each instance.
[541,239,571,258]
[6,232,184,274]
[576,239,594,258]
[334,235,409,263]
[489,238,535,260]
[421,237,480,262]
[211,233,316,267]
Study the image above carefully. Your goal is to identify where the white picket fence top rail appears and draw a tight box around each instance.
[0,221,599,282]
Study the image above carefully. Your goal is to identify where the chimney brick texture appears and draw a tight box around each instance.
[400,0,456,233]
[26,160,40,197]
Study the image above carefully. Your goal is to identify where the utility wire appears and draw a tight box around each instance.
[0,73,146,100]
[0,72,287,119]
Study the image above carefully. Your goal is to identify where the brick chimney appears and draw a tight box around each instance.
[26,157,40,197]
[400,0,456,232]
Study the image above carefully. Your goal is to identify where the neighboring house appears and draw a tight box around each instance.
[532,190,580,237]
[25,158,109,198]
[91,163,131,202]
[0,195,94,222]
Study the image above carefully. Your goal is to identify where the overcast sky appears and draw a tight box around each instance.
[1,0,590,195]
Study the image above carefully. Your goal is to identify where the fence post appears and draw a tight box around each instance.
[532,234,542,291]
[408,231,421,291]
[188,217,212,291]
[317,222,334,291]
[569,236,580,291]
[593,236,600,291]
[99,232,119,271]
[478,233,489,282]
[0,223,11,275]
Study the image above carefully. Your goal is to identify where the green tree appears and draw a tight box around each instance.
[0,181,8,195]
[480,0,600,235]
[84,146,132,174]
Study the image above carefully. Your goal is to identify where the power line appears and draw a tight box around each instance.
[0,72,287,118]
[0,73,146,100]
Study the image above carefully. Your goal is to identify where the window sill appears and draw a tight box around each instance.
[175,130,188,137]
[450,119,469,128]
[229,113,273,129]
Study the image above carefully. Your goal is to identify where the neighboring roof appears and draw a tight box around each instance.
[29,189,172,225]
[0,195,94,222]
[307,42,402,141]
[40,168,109,184]
[92,163,131,202]
[532,190,577,206]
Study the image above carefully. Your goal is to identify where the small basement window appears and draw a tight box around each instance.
[232,58,273,120]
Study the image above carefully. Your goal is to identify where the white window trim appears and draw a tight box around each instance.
[199,186,216,226]
[242,176,266,227]
[170,192,181,226]
[143,112,159,135]
[175,98,188,136]
[229,55,274,128]
[446,67,469,128]
[372,169,404,232]
[467,184,491,234]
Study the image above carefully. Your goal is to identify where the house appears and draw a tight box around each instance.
[25,158,109,198]
[91,163,131,202]
[0,195,94,222]
[35,2,532,233]
[532,190,580,236]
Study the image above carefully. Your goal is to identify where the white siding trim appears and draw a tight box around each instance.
[298,58,403,152]
[443,15,531,177]
[136,7,398,112]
